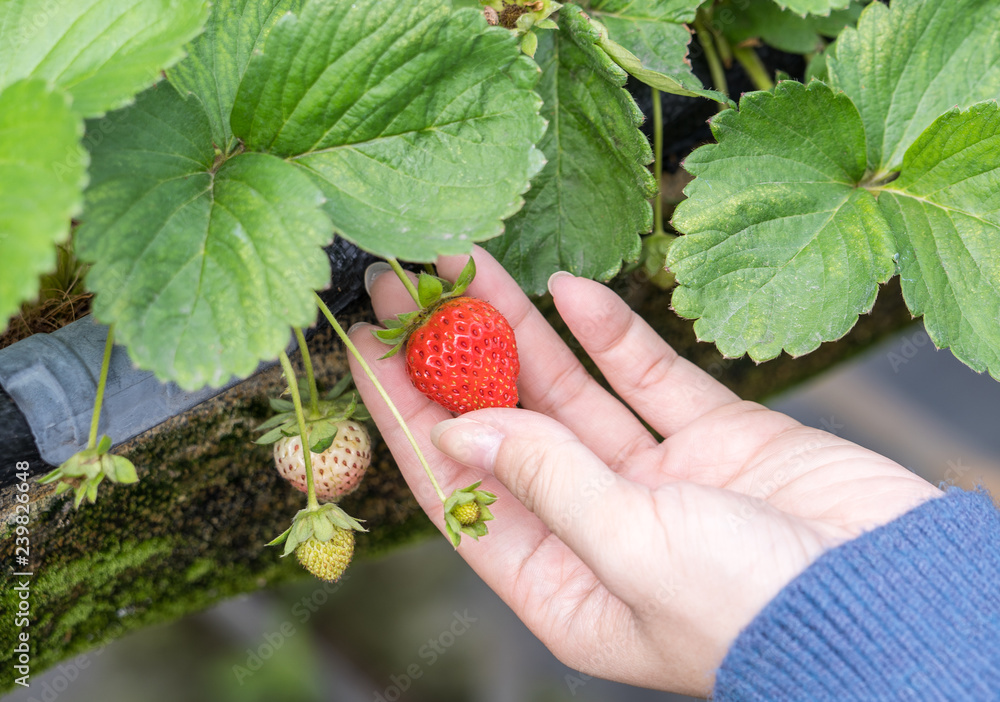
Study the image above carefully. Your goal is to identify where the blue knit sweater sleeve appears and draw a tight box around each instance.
[714,488,1000,701]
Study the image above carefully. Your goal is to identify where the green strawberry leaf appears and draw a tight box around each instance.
[109,455,140,484]
[77,481,93,508]
[285,517,313,555]
[718,0,864,55]
[77,83,332,390]
[827,0,1000,175]
[670,0,1000,373]
[445,513,464,548]
[255,426,287,445]
[318,503,366,532]
[307,422,338,453]
[487,4,656,294]
[168,0,305,153]
[325,375,355,401]
[230,0,546,262]
[450,257,477,298]
[773,0,852,16]
[267,525,293,548]
[374,328,407,342]
[879,102,1000,379]
[311,515,334,543]
[597,33,732,106]
[417,275,445,310]
[0,0,208,118]
[310,435,335,455]
[585,0,730,104]
[669,81,895,360]
[0,79,85,331]
[805,50,829,84]
[269,398,295,413]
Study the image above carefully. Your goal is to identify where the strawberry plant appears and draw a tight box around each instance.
[3,0,1000,587]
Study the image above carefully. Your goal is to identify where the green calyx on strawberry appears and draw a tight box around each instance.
[256,375,370,450]
[482,0,561,57]
[269,502,366,581]
[38,435,138,508]
[444,481,498,547]
[374,257,479,359]
[375,258,520,415]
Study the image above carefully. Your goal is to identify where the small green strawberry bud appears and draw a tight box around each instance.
[39,437,139,508]
[443,481,499,547]
[452,501,481,526]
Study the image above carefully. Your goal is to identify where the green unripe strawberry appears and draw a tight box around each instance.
[442,480,498,547]
[451,501,481,526]
[296,529,354,582]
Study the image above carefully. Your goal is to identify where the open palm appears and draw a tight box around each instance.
[349,247,941,698]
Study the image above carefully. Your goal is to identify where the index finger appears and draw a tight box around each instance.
[346,322,613,622]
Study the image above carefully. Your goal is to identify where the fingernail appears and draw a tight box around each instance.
[431,418,504,471]
[364,262,392,296]
[547,270,573,296]
[347,322,369,336]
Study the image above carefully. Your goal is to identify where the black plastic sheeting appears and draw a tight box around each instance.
[0,238,380,487]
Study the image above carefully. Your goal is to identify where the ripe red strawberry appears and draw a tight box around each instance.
[296,529,354,582]
[376,258,519,414]
[273,421,371,501]
[406,297,518,413]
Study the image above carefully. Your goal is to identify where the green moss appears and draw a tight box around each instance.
[0,310,433,691]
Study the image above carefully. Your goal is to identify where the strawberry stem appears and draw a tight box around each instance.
[87,323,116,450]
[733,45,774,92]
[313,293,448,503]
[279,350,320,510]
[293,327,321,417]
[694,13,728,112]
[651,87,664,237]
[386,257,421,307]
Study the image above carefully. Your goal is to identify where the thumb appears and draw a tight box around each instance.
[431,408,656,603]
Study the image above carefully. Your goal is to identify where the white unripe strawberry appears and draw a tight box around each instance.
[273,421,371,501]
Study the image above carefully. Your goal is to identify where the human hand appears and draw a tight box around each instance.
[348,247,942,697]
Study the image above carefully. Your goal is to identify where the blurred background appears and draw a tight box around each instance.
[4,319,999,702]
